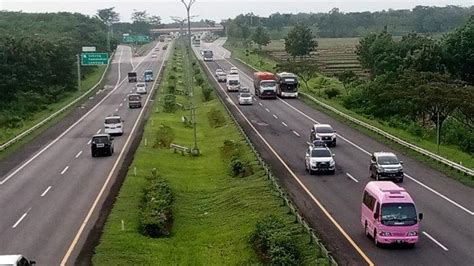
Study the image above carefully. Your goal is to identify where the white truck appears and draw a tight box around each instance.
[226,74,240,92]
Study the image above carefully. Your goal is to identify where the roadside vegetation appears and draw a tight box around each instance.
[0,12,114,145]
[224,12,473,184]
[93,39,328,265]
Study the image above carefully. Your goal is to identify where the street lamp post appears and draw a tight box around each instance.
[181,0,199,154]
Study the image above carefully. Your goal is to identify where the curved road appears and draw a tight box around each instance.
[196,39,473,266]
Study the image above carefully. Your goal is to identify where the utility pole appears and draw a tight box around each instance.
[106,23,111,53]
[77,54,81,91]
[181,0,199,154]
[436,109,440,154]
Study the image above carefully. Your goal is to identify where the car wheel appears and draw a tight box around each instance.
[365,223,370,238]
[369,170,374,179]
[397,177,404,183]
[374,230,380,246]
[376,173,380,181]
[92,152,96,157]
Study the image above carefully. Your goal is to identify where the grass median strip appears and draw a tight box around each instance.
[93,41,328,265]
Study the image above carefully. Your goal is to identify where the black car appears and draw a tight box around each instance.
[369,152,404,182]
[91,134,114,157]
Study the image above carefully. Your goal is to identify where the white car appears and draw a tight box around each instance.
[229,67,239,75]
[151,53,157,58]
[136,82,147,94]
[305,145,336,175]
[0,255,35,266]
[215,68,224,77]
[238,92,253,105]
[104,115,124,136]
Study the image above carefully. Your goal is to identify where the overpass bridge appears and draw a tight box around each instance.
[150,26,224,34]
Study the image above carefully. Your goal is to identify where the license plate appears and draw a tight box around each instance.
[96,144,104,148]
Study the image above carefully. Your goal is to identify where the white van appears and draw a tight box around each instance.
[226,74,240,92]
[104,115,124,136]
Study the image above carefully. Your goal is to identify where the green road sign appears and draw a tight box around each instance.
[122,35,150,43]
[81,53,108,65]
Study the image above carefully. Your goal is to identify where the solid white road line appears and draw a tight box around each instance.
[96,129,101,134]
[423,231,449,251]
[282,122,288,127]
[346,173,359,183]
[41,186,52,197]
[60,166,69,175]
[292,130,300,137]
[61,41,173,266]
[273,114,278,119]
[12,208,31,229]
[75,151,82,159]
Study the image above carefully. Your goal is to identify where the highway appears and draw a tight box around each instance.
[195,39,474,265]
[0,43,171,265]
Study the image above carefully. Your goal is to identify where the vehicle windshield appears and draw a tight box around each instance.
[381,203,417,226]
[145,71,152,75]
[203,51,213,56]
[137,83,146,88]
[129,95,140,101]
[316,126,333,133]
[378,155,399,165]
[128,72,137,77]
[105,118,120,124]
[240,93,251,98]
[281,84,297,92]
[93,136,109,143]
[229,80,239,85]
[311,149,331,157]
[261,81,276,88]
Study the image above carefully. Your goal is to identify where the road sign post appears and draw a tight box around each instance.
[77,54,81,91]
[81,53,108,66]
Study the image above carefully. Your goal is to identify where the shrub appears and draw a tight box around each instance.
[228,156,253,177]
[139,177,173,237]
[207,107,226,128]
[168,83,176,94]
[324,87,341,99]
[202,86,213,101]
[220,140,242,159]
[250,215,300,265]
[154,124,175,148]
[163,94,176,113]
[195,75,204,86]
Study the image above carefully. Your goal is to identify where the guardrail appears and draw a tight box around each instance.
[198,59,338,265]
[0,52,114,152]
[233,58,474,177]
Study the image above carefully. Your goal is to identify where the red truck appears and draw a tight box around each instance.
[253,72,277,99]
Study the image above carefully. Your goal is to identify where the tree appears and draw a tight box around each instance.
[149,15,162,27]
[96,7,119,25]
[284,23,317,59]
[276,60,318,92]
[252,26,270,51]
[131,10,148,23]
[336,71,359,95]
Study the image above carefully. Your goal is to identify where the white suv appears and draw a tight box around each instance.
[0,255,35,266]
[305,145,336,174]
[136,82,147,94]
[104,115,124,136]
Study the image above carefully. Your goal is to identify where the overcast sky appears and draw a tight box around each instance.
[1,0,472,23]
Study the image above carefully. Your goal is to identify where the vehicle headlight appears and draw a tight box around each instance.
[331,134,336,139]
[380,231,392,236]
[329,160,335,166]
[377,166,385,172]
[398,166,403,171]
[310,161,317,166]
[407,231,418,236]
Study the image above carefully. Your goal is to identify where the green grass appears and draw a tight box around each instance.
[225,42,473,186]
[0,65,107,157]
[93,41,327,265]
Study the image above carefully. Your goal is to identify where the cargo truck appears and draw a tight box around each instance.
[254,72,277,99]
[144,70,154,82]
[276,72,299,98]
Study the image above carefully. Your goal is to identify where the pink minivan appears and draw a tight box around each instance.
[361,181,423,247]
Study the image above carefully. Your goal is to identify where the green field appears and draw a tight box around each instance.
[0,64,107,156]
[93,41,328,265]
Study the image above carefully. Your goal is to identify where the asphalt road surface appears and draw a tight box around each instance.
[195,38,474,266]
[0,43,171,265]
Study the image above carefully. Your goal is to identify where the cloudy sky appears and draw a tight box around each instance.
[1,0,472,23]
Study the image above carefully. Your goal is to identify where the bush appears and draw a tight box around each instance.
[250,215,300,265]
[139,177,173,237]
[195,75,204,86]
[220,140,242,159]
[324,87,341,99]
[154,124,175,148]
[207,107,226,128]
[168,83,176,94]
[228,156,253,177]
[202,86,213,101]
[163,94,176,113]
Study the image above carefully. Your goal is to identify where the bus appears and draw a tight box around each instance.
[276,72,299,98]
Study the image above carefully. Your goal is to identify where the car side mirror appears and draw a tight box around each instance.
[370,159,375,164]
[110,137,114,140]
[121,119,125,122]
[333,130,336,133]
[373,213,378,220]
[400,161,404,165]
[30,261,36,265]
[419,213,423,220]
[332,154,335,157]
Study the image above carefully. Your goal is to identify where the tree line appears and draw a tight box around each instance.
[225,5,473,39]
[0,11,112,129]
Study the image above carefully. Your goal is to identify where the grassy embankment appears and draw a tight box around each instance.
[0,65,107,158]
[93,41,328,264]
[224,40,473,186]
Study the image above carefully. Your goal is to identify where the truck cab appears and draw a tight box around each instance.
[226,74,240,92]
[128,72,137,82]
